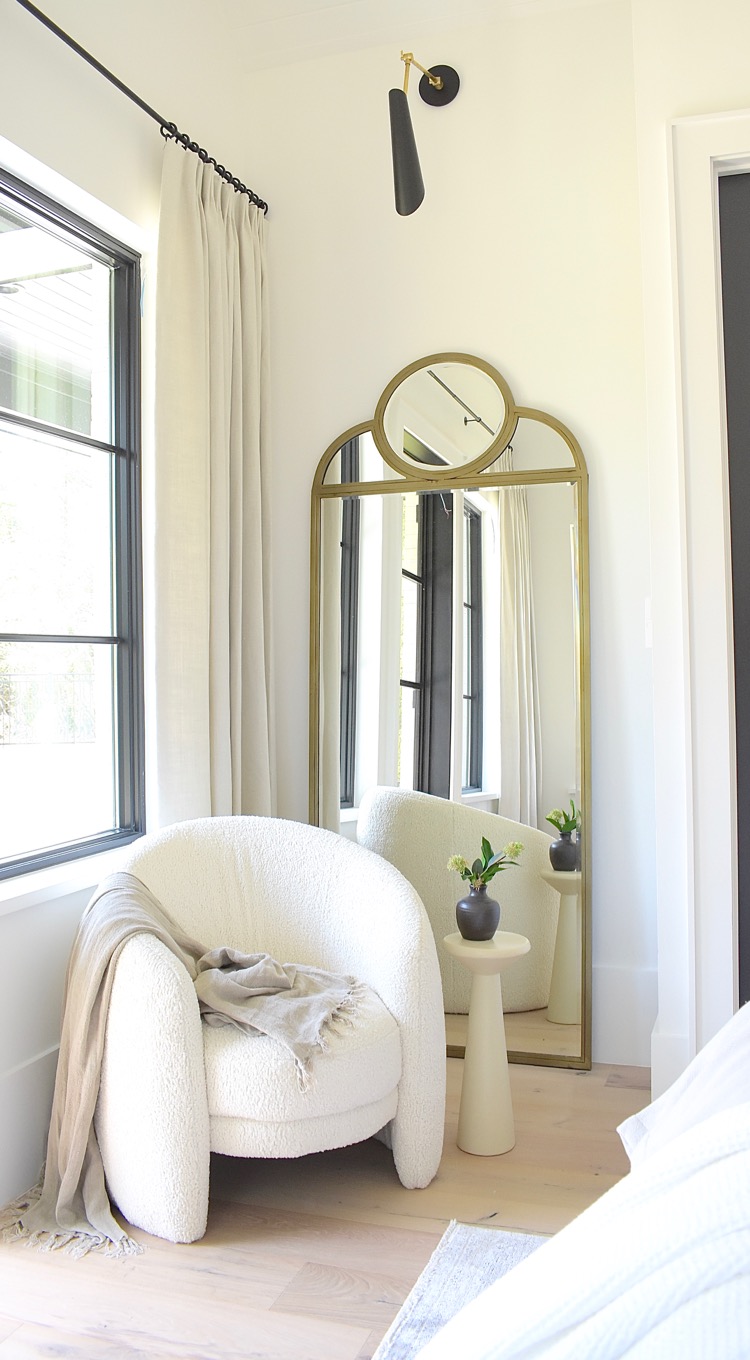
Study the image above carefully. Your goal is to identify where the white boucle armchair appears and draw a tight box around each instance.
[94,816,446,1244]
[356,787,559,1014]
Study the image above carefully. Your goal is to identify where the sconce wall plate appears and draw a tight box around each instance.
[418,64,460,107]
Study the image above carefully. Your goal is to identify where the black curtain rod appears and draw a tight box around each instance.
[15,0,269,214]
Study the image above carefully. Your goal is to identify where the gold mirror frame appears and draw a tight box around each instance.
[309,353,591,1070]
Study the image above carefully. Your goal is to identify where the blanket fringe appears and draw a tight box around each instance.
[2,1219,143,1258]
[294,980,364,1091]
[0,1171,142,1258]
[0,1173,43,1244]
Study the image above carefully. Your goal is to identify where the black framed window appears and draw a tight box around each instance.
[398,493,423,789]
[396,491,454,797]
[0,169,144,878]
[339,438,360,807]
[462,503,483,792]
[413,491,454,797]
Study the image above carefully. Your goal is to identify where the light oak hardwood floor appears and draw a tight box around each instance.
[0,1059,650,1360]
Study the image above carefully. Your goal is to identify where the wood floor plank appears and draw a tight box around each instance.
[0,1320,155,1358]
[0,1317,367,1360]
[605,1065,652,1090]
[271,1259,410,1329]
[356,1328,389,1360]
[0,1059,649,1359]
[0,1249,370,1360]
[204,1199,441,1275]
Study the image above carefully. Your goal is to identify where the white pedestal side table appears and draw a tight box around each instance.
[540,868,582,1025]
[443,931,531,1156]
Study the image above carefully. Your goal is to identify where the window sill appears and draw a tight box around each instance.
[0,847,128,919]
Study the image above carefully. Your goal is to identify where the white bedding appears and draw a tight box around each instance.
[416,1099,750,1359]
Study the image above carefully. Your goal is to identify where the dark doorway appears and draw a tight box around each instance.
[718,171,750,1004]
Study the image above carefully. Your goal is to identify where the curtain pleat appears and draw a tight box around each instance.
[152,141,274,826]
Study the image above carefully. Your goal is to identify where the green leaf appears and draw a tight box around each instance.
[472,858,483,878]
[480,836,493,867]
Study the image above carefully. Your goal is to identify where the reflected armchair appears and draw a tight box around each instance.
[356,787,559,1014]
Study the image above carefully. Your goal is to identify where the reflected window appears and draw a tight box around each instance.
[462,504,483,792]
[339,439,360,808]
[397,492,454,797]
[398,494,421,788]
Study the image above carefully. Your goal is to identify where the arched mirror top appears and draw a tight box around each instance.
[315,356,587,490]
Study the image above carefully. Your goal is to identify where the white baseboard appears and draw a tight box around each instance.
[592,963,657,1069]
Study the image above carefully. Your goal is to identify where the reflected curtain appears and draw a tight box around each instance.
[497,449,542,825]
[151,140,274,825]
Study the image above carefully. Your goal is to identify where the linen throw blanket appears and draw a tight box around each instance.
[1,871,358,1256]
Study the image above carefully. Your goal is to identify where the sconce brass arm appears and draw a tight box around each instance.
[400,51,444,94]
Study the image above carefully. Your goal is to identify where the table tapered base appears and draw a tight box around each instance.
[443,932,531,1156]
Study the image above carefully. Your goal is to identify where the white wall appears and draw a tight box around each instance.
[248,2,657,1067]
[0,0,661,1205]
[632,0,750,1089]
[0,866,116,1207]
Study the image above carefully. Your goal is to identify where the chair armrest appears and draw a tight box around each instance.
[95,932,210,1243]
[312,842,447,1188]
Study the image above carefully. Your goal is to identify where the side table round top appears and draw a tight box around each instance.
[443,930,530,974]
[540,868,582,891]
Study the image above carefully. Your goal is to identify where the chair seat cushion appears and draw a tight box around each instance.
[203,982,401,1123]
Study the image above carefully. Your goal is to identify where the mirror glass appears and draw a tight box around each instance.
[376,358,512,472]
[310,356,590,1069]
[490,415,578,473]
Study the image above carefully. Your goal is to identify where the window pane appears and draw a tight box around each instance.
[0,422,113,635]
[398,684,416,789]
[0,640,117,863]
[400,575,419,684]
[401,493,419,575]
[0,207,111,440]
[0,171,143,879]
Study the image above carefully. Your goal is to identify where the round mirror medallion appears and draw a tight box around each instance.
[374,355,515,476]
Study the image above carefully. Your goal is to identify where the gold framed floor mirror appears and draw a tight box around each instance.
[309,352,591,1068]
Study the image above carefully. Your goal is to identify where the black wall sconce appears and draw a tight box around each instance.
[388,52,460,216]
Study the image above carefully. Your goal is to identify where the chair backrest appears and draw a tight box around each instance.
[356,787,558,1013]
[122,815,418,969]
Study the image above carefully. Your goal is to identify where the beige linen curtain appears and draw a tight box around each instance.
[497,449,542,825]
[152,140,274,825]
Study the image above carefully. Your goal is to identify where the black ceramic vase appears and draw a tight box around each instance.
[549,831,578,872]
[455,883,500,940]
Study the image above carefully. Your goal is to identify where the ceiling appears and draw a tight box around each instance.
[169,0,597,73]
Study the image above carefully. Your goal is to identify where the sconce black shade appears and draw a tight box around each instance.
[389,88,425,216]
